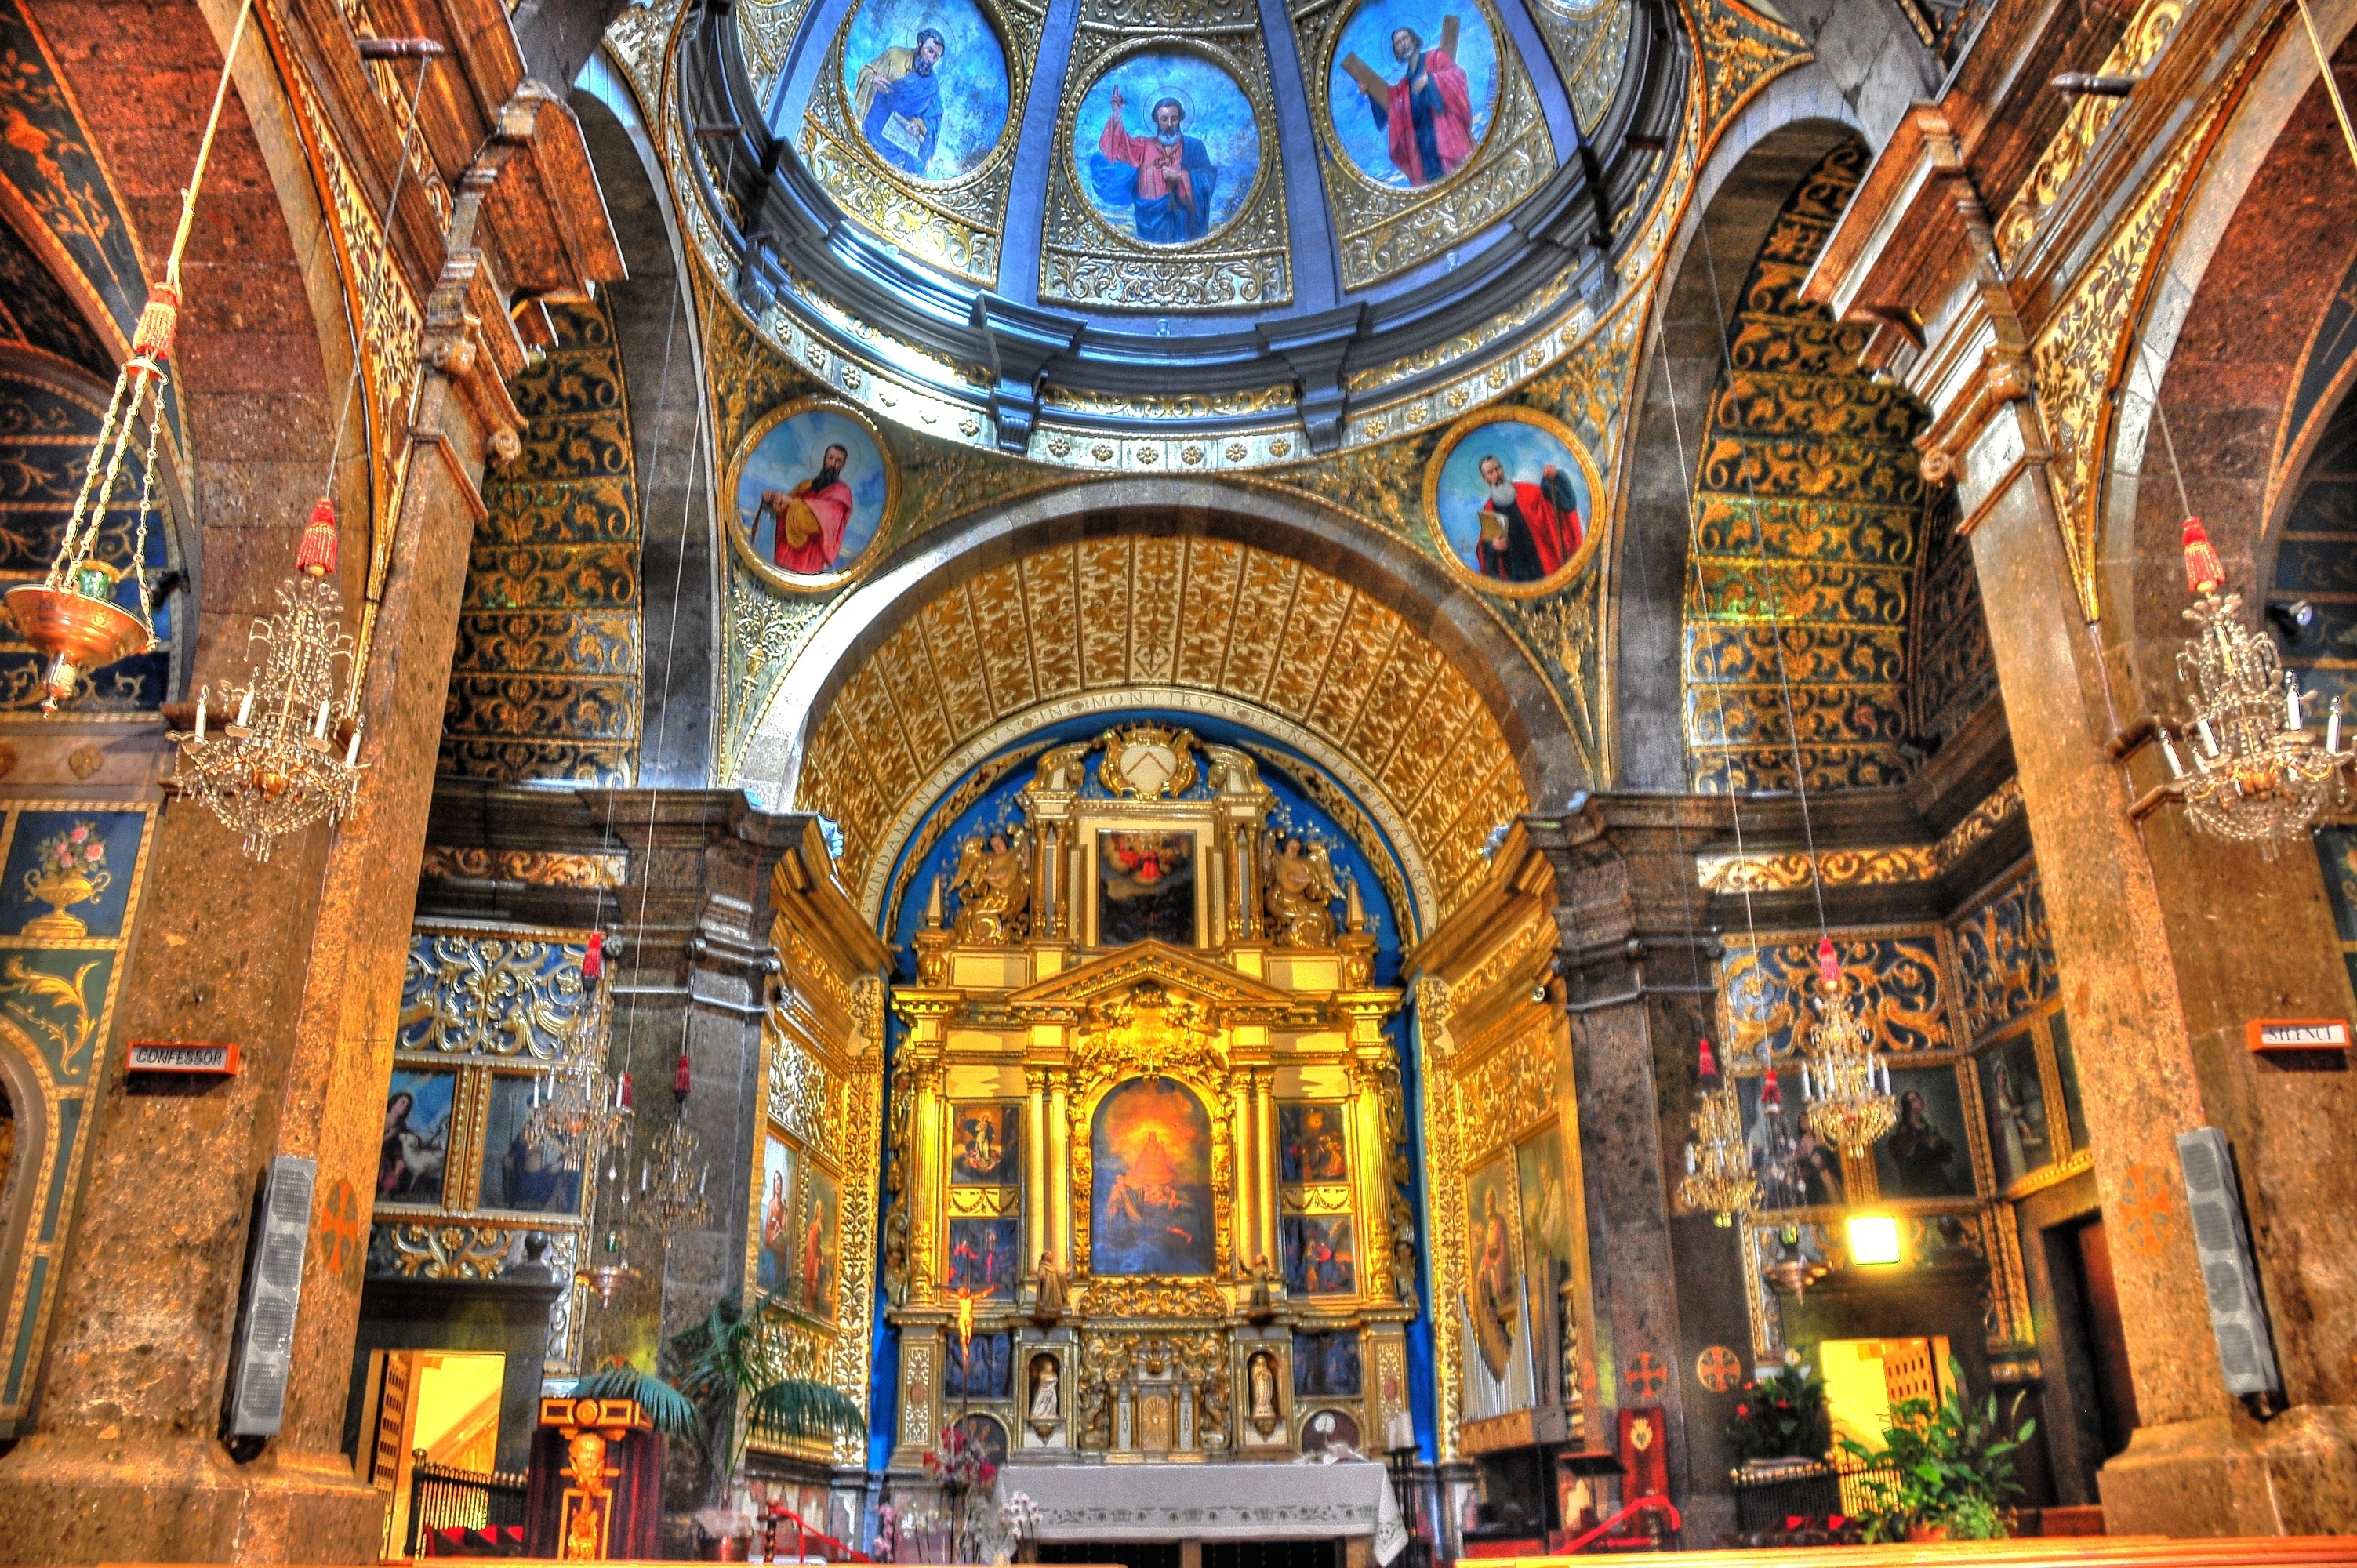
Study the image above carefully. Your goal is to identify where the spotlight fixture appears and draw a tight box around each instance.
[1847,1214,1903,1266]
[2051,71,2140,97]
[2268,599,2318,643]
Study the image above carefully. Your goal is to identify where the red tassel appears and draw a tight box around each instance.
[1816,936,1839,988]
[133,285,179,361]
[674,1051,692,1098]
[583,931,604,979]
[296,497,338,578]
[619,1072,634,1111]
[2183,517,2224,596]
[1697,1036,1718,1080]
[1760,1072,1784,1113]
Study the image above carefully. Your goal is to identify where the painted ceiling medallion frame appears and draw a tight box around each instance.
[1040,0,1292,310]
[799,0,1045,286]
[1420,403,1605,598]
[1523,0,1632,138]
[1296,0,1553,289]
[724,395,903,593]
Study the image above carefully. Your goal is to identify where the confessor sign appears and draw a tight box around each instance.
[125,1040,241,1075]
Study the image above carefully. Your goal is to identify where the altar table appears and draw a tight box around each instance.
[998,1459,1410,1564]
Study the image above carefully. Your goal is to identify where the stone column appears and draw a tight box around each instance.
[1527,800,1736,1538]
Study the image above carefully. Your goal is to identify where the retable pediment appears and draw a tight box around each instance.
[1005,940,1306,1024]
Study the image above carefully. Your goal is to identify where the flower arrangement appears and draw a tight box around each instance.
[1723,1353,1828,1463]
[38,822,106,877]
[924,1421,1000,1494]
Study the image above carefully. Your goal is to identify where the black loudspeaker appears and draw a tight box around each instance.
[2174,1128,2282,1399]
[226,1154,318,1439]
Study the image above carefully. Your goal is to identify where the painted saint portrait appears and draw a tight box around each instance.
[1098,829,1197,946]
[946,1330,1012,1398]
[1326,1,1498,188]
[1873,1066,1978,1200]
[1077,53,1260,244]
[951,1103,1021,1185]
[480,1074,584,1215]
[1428,409,1594,588]
[1282,1214,1356,1294]
[735,405,891,579]
[380,1069,455,1207]
[841,0,1011,180]
[1090,1078,1215,1276]
[1300,1406,1361,1456]
[1981,1033,2052,1189]
[1738,1073,1845,1209]
[758,1134,796,1294]
[1465,1156,1519,1379]
[1279,1102,1349,1183]
[793,1163,844,1316]
[948,1216,1022,1299]
[1293,1328,1364,1396]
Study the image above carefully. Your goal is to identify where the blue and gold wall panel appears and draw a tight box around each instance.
[0,799,155,1433]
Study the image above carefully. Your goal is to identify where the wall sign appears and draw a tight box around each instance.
[2246,1018,2349,1054]
[125,1039,239,1074]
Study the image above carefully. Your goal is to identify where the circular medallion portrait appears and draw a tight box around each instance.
[1423,405,1601,596]
[730,401,896,586]
[1324,0,1500,190]
[840,0,1012,183]
[1074,49,1262,246]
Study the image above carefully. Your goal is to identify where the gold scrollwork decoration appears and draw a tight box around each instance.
[376,1222,516,1280]
[398,928,595,1058]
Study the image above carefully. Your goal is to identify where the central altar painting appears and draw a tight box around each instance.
[877,721,1424,1465]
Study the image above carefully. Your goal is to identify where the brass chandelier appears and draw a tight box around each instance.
[1678,1036,1758,1225]
[522,932,632,1171]
[1797,937,1895,1156]
[2152,518,2350,853]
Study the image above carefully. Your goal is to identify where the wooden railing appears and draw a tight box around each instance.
[404,1455,529,1559]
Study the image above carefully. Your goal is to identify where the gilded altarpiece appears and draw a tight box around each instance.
[880,728,1418,1464]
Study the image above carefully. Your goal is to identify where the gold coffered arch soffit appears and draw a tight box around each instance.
[786,533,1535,935]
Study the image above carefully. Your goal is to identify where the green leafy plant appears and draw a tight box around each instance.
[1836,1356,2034,1542]
[573,1290,865,1503]
[1724,1356,1828,1462]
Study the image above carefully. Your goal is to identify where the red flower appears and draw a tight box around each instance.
[1735,1404,1748,1417]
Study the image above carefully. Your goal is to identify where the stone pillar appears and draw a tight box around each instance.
[1527,801,1737,1538]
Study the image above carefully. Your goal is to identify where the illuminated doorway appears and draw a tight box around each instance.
[359,1349,508,1556]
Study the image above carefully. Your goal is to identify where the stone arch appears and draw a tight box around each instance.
[764,483,1566,927]
[1612,66,1866,789]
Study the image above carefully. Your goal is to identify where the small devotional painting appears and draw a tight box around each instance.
[380,1069,456,1208]
[732,401,894,585]
[1874,1066,1978,1200]
[1279,1102,1349,1182]
[1424,406,1600,594]
[840,0,1011,180]
[951,1103,1022,1185]
[480,1074,584,1215]
[758,1134,796,1295]
[1076,50,1262,245]
[1324,0,1499,189]
[1981,1034,2053,1189]
[949,1216,1022,1299]
[1739,1073,1846,1209]
[1465,1156,1519,1379]
[790,1163,844,1317]
[1281,1214,1356,1295]
[1091,1078,1215,1276]
[1097,828,1197,946]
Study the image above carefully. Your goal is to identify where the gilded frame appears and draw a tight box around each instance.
[721,395,902,595]
[1083,816,1209,949]
[1420,402,1608,598]
[1309,0,1509,201]
[1068,1064,1236,1290]
[1058,36,1275,255]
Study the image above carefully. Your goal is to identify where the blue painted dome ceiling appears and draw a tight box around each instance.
[682,0,1680,463]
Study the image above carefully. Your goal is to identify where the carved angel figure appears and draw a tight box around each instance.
[1264,835,1342,947]
[949,827,1031,945]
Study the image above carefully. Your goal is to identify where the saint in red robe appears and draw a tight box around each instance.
[763,476,856,574]
[1384,48,1474,186]
[1476,477,1579,583]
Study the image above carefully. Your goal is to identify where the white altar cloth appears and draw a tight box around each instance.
[998,1461,1408,1564]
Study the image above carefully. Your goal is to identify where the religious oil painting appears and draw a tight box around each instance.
[1981,1032,2053,1189]
[0,809,143,939]
[1425,406,1598,593]
[951,1102,1021,1185]
[1515,1123,1573,1287]
[1294,1328,1364,1396]
[380,1068,456,1207]
[479,1073,584,1215]
[1278,1102,1349,1182]
[1324,0,1498,189]
[840,0,1011,180]
[946,1330,1012,1399]
[1282,1214,1356,1294]
[954,1412,1010,1471]
[1874,1065,1977,1200]
[790,1162,844,1317]
[1299,1406,1361,1455]
[948,1215,1022,1299]
[758,1133,796,1294]
[1464,1155,1519,1379]
[732,402,893,583]
[1076,51,1262,245]
[1090,1077,1215,1276]
[1097,828,1197,946]
[1738,1073,1845,1210]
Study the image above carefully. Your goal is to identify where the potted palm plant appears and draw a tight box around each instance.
[576,1290,866,1557]
[1836,1356,2034,1542]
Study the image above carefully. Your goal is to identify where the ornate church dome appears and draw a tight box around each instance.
[679,0,1680,464]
